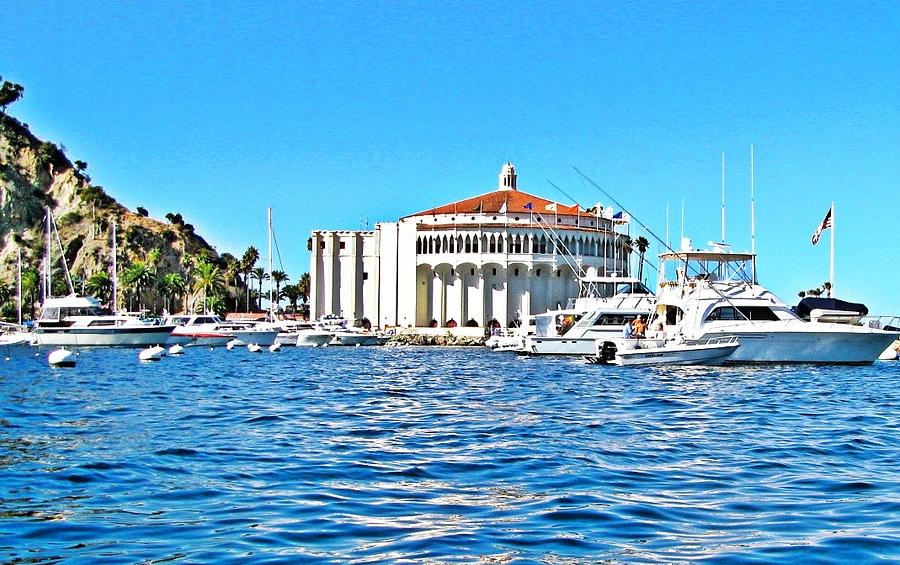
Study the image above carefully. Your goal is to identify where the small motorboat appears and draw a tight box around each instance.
[269,342,281,352]
[585,336,740,366]
[247,343,262,353]
[168,343,185,355]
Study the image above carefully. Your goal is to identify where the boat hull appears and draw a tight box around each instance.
[36,326,175,347]
[330,332,388,346]
[167,333,234,347]
[523,330,624,355]
[698,327,899,364]
[613,342,739,366]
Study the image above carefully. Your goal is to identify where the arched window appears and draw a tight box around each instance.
[489,234,496,253]
[523,234,530,253]
[416,237,422,254]
[473,235,479,253]
[465,235,472,253]
[497,236,503,253]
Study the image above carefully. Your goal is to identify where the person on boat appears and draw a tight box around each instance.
[653,321,667,340]
[631,315,646,338]
[623,321,633,339]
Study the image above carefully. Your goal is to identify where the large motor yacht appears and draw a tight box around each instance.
[655,243,898,364]
[34,295,175,347]
[520,275,655,355]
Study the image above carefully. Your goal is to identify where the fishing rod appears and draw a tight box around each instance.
[572,166,754,323]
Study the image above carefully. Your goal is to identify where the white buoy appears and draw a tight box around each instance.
[168,343,185,355]
[139,345,166,362]
[48,348,76,367]
[226,339,241,350]
[269,342,281,352]
[248,343,262,353]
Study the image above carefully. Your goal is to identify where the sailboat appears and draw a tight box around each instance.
[33,211,176,347]
[0,247,32,347]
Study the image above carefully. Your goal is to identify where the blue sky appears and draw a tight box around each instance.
[5,1,899,314]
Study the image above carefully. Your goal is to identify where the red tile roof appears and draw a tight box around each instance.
[405,189,583,218]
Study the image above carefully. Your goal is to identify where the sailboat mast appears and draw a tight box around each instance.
[17,246,22,326]
[112,220,118,312]
[267,207,273,318]
[45,208,51,301]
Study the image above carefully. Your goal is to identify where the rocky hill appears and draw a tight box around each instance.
[0,86,233,318]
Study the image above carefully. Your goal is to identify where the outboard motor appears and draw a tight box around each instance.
[600,340,618,363]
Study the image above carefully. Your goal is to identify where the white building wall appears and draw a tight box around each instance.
[310,215,631,327]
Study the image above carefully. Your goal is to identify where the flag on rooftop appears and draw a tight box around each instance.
[499,201,507,214]
[545,203,557,211]
[524,202,533,210]
[811,207,833,245]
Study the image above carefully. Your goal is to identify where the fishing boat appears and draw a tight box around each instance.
[520,276,655,355]
[654,242,898,364]
[584,335,740,366]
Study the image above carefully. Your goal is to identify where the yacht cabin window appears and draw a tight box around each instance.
[705,306,780,322]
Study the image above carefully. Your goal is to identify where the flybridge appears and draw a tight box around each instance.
[658,241,758,287]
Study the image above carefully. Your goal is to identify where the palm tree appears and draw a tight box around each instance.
[282,284,301,315]
[271,270,289,310]
[192,261,225,314]
[634,236,650,282]
[20,267,39,319]
[298,272,310,305]
[204,294,226,317]
[85,271,113,304]
[250,267,268,310]
[223,255,242,312]
[161,272,187,314]
[121,262,155,311]
[0,282,10,308]
[241,246,259,312]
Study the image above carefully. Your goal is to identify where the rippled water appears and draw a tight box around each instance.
[1,345,899,563]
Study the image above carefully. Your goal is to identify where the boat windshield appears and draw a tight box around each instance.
[40,306,109,320]
[660,251,755,286]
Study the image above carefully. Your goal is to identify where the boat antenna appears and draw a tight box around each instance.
[721,152,726,244]
[750,144,756,282]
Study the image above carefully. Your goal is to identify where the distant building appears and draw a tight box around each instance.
[309,163,633,328]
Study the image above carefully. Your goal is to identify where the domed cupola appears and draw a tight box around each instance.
[498,162,517,191]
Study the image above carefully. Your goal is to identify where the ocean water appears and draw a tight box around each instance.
[1,345,899,563]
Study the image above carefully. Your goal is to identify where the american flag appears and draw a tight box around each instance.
[811,207,833,245]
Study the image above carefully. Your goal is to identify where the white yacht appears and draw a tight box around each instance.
[0,322,32,347]
[654,243,899,364]
[317,315,390,346]
[520,276,655,355]
[165,314,278,347]
[34,295,175,347]
[273,320,334,347]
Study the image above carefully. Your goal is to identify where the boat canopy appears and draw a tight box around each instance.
[795,297,868,318]
[659,249,756,286]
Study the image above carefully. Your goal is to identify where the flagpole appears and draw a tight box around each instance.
[829,202,835,297]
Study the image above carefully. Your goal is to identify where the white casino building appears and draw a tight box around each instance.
[309,163,633,328]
